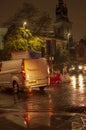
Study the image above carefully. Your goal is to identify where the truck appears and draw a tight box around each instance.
[0,58,50,93]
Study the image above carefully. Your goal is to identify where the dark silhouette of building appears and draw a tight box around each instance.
[53,0,72,41]
[75,39,86,63]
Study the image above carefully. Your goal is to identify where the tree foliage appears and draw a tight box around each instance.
[29,37,46,52]
[3,26,46,60]
[31,11,52,35]
[4,2,52,36]
[4,27,32,49]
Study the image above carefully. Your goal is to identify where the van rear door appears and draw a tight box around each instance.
[24,58,49,88]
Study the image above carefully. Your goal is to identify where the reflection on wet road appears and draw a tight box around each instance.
[70,74,86,108]
[0,74,86,129]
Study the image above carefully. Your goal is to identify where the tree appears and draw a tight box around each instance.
[31,11,52,36]
[3,26,46,60]
[3,27,32,60]
[29,36,46,52]
[4,2,52,36]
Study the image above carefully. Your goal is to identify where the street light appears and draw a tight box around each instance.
[23,21,27,29]
[67,33,71,50]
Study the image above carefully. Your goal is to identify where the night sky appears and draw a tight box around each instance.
[0,0,86,41]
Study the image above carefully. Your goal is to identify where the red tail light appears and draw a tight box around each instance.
[24,114,30,126]
[22,70,25,80]
[24,115,29,122]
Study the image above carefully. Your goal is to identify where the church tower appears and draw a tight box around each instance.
[54,0,72,40]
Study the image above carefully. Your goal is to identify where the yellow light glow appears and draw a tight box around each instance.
[28,88,33,94]
[78,74,84,89]
[78,65,82,70]
[71,75,76,88]
[23,21,27,28]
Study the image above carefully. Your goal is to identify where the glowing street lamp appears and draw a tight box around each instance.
[23,21,27,29]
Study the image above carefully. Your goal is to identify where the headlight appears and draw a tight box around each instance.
[78,65,82,70]
[70,67,75,70]
[72,67,75,70]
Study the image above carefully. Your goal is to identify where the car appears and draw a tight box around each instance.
[0,58,50,93]
[50,73,61,84]
[69,64,83,75]
[82,64,86,75]
[50,72,71,85]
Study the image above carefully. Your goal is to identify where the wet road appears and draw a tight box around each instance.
[0,74,86,129]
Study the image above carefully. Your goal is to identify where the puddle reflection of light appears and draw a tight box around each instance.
[71,74,84,89]
[48,94,53,116]
[71,76,76,88]
[78,74,84,89]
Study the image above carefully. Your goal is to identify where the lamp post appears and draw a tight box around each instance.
[67,33,71,50]
[23,21,27,29]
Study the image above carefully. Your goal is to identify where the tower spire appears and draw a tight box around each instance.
[58,0,63,5]
[54,0,72,42]
[56,0,69,22]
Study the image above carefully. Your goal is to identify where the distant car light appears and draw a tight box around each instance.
[70,67,75,70]
[78,65,83,70]
[72,67,75,70]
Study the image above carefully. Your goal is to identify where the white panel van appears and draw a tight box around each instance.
[0,58,50,93]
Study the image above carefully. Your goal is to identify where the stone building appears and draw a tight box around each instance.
[47,0,73,48]
[54,0,72,40]
[45,0,73,61]
[75,40,86,63]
